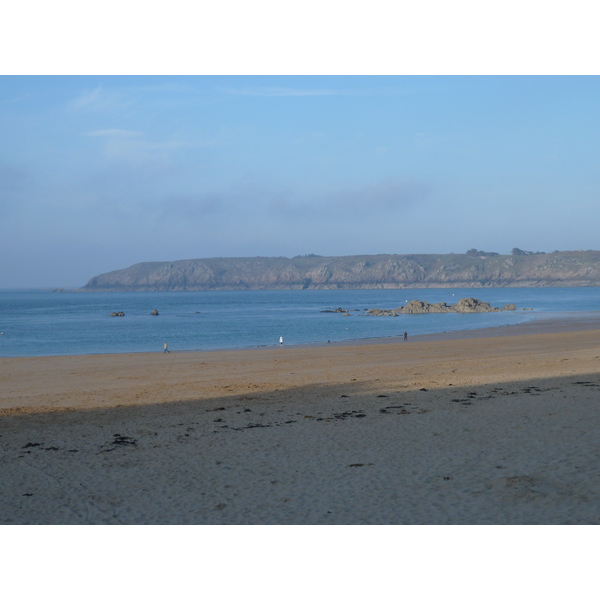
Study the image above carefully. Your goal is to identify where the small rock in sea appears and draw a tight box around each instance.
[150,309,159,316]
[110,311,125,317]
[419,388,428,391]
[22,442,41,449]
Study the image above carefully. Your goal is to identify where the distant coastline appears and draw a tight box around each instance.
[78,250,600,292]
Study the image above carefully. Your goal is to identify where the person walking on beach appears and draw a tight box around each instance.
[279,336,284,346]
[163,341,170,353]
[403,331,408,341]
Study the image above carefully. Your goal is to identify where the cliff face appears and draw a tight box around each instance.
[79,251,600,292]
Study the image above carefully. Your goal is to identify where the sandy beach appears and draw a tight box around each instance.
[2,319,600,524]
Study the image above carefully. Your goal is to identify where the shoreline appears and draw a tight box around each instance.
[4,310,600,360]
[340,311,600,346]
[3,318,600,416]
[3,323,600,523]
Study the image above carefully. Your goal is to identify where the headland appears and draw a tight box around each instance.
[78,250,600,291]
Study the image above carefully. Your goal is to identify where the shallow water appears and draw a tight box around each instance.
[0,287,599,357]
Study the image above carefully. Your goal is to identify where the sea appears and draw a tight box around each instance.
[1,287,600,358]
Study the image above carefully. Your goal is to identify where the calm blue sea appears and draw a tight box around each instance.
[1,287,599,357]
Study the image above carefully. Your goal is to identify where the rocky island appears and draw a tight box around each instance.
[366,297,516,316]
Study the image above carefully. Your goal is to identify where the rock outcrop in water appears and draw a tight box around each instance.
[79,250,600,291]
[366,298,516,316]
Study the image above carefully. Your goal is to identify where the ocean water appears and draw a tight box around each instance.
[0,287,599,357]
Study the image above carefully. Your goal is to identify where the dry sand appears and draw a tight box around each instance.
[2,322,600,524]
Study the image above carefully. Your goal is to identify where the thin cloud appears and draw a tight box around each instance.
[103,138,189,163]
[84,128,192,163]
[268,180,430,219]
[219,86,351,97]
[69,86,130,111]
[85,127,224,156]
[218,85,423,98]
[340,179,430,211]
[159,193,225,220]
[69,86,102,109]
[84,129,143,137]
[3,93,35,104]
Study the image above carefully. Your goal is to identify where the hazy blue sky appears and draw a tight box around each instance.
[2,75,600,287]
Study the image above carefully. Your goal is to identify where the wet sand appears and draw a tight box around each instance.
[2,321,600,524]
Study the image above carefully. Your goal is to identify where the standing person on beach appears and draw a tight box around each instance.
[403,331,408,341]
[163,341,170,353]
[279,336,283,346]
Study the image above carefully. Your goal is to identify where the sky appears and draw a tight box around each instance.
[2,74,600,287]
